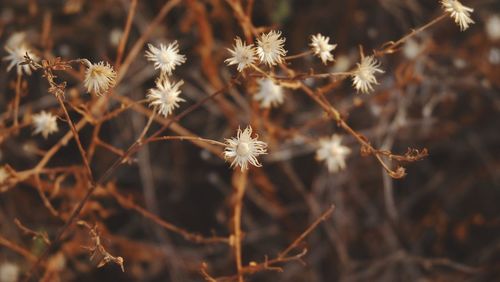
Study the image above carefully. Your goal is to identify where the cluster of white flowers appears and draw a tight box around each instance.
[226,30,287,71]
[351,56,384,94]
[441,0,474,31]
[224,126,268,171]
[32,111,59,139]
[83,60,117,96]
[144,41,187,117]
[315,134,351,173]
[2,32,39,75]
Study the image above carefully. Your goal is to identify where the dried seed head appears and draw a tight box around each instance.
[225,37,256,72]
[315,134,351,173]
[224,126,268,171]
[256,30,287,66]
[310,33,337,65]
[351,55,384,94]
[147,76,185,117]
[254,78,284,108]
[32,111,59,139]
[3,32,40,75]
[441,0,475,31]
[145,42,186,75]
[83,60,117,96]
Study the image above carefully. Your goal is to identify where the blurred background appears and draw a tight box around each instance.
[0,0,499,281]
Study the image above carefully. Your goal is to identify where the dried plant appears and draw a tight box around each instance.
[0,0,497,281]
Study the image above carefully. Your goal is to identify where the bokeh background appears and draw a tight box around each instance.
[0,0,499,281]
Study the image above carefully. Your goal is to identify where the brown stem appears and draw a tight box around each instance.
[232,169,248,282]
[115,0,138,68]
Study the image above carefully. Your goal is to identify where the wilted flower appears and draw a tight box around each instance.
[224,126,267,171]
[83,60,117,96]
[310,33,337,65]
[256,30,287,66]
[315,134,351,173]
[145,42,186,75]
[254,78,284,108]
[441,0,474,31]
[147,76,185,117]
[225,37,256,72]
[32,111,59,139]
[351,55,384,94]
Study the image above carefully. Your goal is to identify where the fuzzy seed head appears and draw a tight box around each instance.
[224,126,268,171]
[256,30,287,66]
[441,0,475,31]
[225,37,256,72]
[254,78,284,108]
[83,60,117,96]
[147,77,185,117]
[145,42,186,75]
[351,56,384,94]
[310,33,337,65]
[32,111,59,139]
[316,134,351,173]
[3,44,38,76]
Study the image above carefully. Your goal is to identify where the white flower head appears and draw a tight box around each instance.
[310,33,337,65]
[145,42,186,75]
[83,60,117,96]
[441,0,475,31]
[147,76,185,117]
[351,55,384,94]
[486,15,500,41]
[32,111,59,139]
[225,37,256,72]
[316,134,351,173]
[256,30,287,66]
[224,126,267,171]
[3,44,39,76]
[254,78,284,108]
